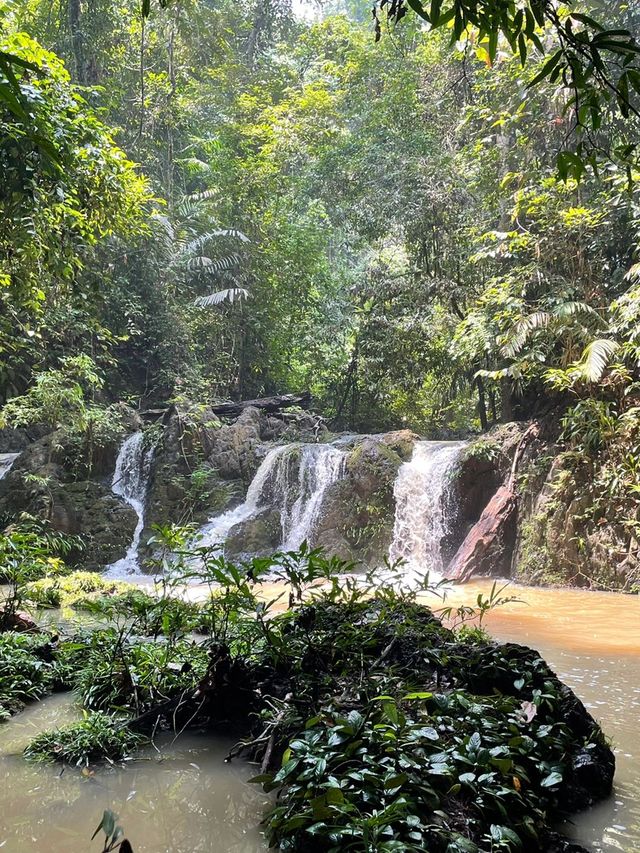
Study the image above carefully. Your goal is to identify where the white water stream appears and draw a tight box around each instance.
[389,440,465,580]
[105,432,154,577]
[0,452,19,480]
[198,442,346,553]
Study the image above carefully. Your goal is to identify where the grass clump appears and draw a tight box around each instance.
[25,711,145,765]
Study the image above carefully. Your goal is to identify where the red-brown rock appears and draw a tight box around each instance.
[445,484,517,582]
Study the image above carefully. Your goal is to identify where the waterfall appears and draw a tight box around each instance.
[105,432,154,577]
[281,444,346,551]
[389,440,465,580]
[0,453,19,480]
[198,442,346,553]
[197,445,291,549]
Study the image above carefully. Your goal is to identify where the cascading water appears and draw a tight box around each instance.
[197,445,291,549]
[105,432,154,577]
[0,453,19,480]
[389,440,465,580]
[198,442,347,553]
[281,444,346,551]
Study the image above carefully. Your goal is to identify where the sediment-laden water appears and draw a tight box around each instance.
[0,694,270,852]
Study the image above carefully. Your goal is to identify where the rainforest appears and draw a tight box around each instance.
[1,0,640,851]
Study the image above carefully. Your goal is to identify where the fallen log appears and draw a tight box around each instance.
[210,391,311,417]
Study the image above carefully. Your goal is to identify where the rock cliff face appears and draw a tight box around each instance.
[2,398,631,588]
[514,442,639,591]
[314,431,419,563]
[144,405,293,535]
[444,416,639,591]
[0,430,137,569]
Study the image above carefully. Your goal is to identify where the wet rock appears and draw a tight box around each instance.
[347,438,403,501]
[314,433,419,565]
[0,427,30,453]
[1,611,40,632]
[51,481,138,569]
[225,509,282,557]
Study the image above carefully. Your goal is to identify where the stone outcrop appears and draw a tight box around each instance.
[143,405,331,548]
[514,446,638,589]
[225,509,282,558]
[0,430,137,570]
[315,430,419,564]
[446,484,518,581]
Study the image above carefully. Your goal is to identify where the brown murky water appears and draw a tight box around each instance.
[1,580,639,852]
[0,694,271,852]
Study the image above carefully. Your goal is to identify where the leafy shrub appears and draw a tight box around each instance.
[0,523,79,628]
[24,572,132,608]
[25,711,144,764]
[59,629,209,714]
[78,590,202,637]
[259,688,581,852]
[0,632,60,718]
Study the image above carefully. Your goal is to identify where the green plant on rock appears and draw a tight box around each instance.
[0,355,125,475]
[59,627,209,716]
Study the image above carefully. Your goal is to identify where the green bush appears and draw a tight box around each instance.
[59,629,209,714]
[24,571,132,608]
[0,632,60,718]
[25,711,145,764]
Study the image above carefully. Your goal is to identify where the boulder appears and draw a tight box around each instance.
[313,432,419,565]
[225,509,282,558]
[0,427,30,453]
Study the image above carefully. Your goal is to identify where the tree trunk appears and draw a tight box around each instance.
[476,376,488,431]
[209,391,311,417]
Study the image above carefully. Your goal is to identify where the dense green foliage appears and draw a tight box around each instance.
[0,0,637,438]
[25,710,144,764]
[0,541,611,851]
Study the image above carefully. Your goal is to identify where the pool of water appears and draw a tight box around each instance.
[0,694,270,852]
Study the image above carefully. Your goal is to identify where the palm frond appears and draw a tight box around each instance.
[195,288,250,307]
[575,339,619,383]
[181,231,249,258]
[187,253,243,273]
[552,300,604,326]
[501,312,551,357]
